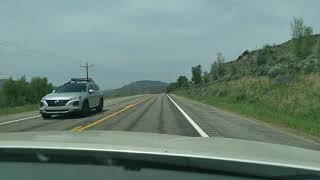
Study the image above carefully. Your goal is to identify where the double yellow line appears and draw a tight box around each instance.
[71,96,151,132]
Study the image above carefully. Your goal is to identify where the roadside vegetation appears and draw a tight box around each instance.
[167,17,320,137]
[0,76,53,116]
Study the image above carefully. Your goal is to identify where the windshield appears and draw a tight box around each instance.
[0,0,320,178]
[55,83,87,93]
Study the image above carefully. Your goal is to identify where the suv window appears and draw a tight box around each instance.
[55,83,87,93]
[94,84,100,91]
[88,84,94,92]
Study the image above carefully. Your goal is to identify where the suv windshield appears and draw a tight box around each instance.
[55,83,87,93]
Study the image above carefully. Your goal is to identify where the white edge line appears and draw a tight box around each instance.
[167,95,209,137]
[0,115,41,126]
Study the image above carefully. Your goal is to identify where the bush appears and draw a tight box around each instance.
[256,44,275,66]
[191,65,202,85]
[210,53,226,80]
[166,82,176,92]
[238,50,250,59]
[253,66,268,76]
[0,90,6,107]
[301,58,320,73]
[230,65,238,76]
[29,77,53,103]
[176,76,189,88]
[233,90,247,102]
[270,74,295,87]
[263,44,272,48]
[203,71,210,84]
[267,65,289,78]
[293,37,316,58]
[2,76,53,107]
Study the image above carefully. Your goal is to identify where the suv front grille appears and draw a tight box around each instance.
[46,100,69,107]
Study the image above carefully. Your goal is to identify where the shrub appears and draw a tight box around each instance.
[234,90,247,102]
[176,76,189,88]
[238,50,250,59]
[230,65,238,76]
[203,71,210,84]
[270,74,295,86]
[301,58,320,73]
[166,82,178,92]
[191,65,202,85]
[254,66,268,76]
[290,17,316,58]
[256,44,275,66]
[2,76,53,107]
[263,44,272,48]
[267,65,289,78]
[0,90,6,107]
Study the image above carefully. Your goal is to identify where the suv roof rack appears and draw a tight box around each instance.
[68,78,95,83]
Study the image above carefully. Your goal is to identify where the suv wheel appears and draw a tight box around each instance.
[81,101,89,117]
[97,99,103,112]
[42,114,51,119]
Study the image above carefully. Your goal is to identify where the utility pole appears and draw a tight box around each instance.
[80,62,94,80]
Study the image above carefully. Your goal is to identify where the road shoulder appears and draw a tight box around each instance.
[170,94,320,150]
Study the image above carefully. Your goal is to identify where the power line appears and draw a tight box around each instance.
[80,62,94,80]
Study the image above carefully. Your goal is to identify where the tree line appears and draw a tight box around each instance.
[0,76,53,107]
[290,17,317,58]
[166,52,226,92]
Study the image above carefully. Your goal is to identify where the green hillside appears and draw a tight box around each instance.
[222,34,320,79]
[168,18,320,137]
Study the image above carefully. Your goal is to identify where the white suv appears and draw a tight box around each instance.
[39,78,104,119]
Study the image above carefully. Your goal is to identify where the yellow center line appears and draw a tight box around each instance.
[71,126,83,131]
[73,96,152,132]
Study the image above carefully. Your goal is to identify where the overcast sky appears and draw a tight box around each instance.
[0,0,319,89]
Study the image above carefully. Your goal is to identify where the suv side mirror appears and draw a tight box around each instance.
[88,89,94,94]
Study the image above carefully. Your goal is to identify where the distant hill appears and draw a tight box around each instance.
[104,80,168,97]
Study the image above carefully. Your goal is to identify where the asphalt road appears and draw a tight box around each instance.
[0,94,319,151]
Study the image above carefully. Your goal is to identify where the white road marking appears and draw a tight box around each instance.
[0,115,41,126]
[167,95,209,137]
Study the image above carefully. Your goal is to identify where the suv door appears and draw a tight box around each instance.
[87,84,96,108]
[93,84,102,106]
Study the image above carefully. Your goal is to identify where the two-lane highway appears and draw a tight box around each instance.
[0,94,320,151]
[83,94,199,137]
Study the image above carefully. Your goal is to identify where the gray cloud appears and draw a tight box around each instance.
[0,0,319,88]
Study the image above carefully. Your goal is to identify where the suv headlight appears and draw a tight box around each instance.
[73,101,79,107]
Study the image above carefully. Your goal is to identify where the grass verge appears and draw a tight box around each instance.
[175,79,320,138]
[0,104,38,117]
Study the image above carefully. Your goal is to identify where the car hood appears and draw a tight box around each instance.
[43,92,84,100]
[0,131,319,171]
